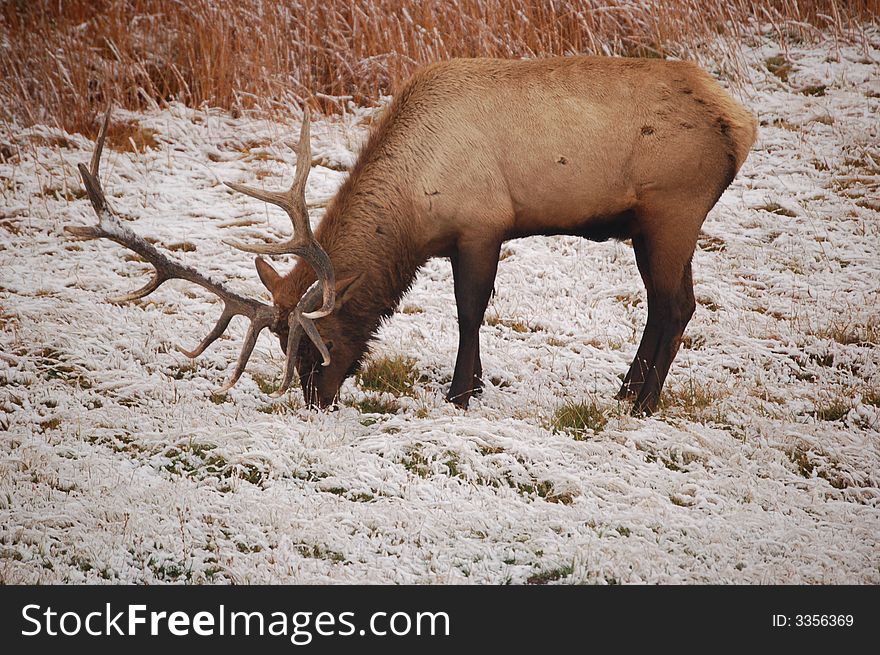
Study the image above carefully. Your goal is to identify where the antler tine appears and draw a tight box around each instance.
[106,272,165,304]
[224,108,313,250]
[175,307,234,359]
[90,109,111,180]
[225,104,336,319]
[225,106,314,240]
[215,310,276,394]
[271,281,331,398]
[291,105,312,201]
[71,107,113,220]
[67,107,280,394]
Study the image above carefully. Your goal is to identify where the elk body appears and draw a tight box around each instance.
[72,56,756,415]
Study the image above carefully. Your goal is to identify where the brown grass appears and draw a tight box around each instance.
[1,1,877,135]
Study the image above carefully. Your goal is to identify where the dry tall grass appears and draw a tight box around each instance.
[1,0,877,134]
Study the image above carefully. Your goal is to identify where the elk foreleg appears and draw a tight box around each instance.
[472,343,484,395]
[447,240,500,408]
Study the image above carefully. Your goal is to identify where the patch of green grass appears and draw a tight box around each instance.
[356,355,420,396]
[640,444,702,472]
[251,372,278,395]
[168,360,197,380]
[526,564,574,585]
[295,544,346,563]
[551,400,607,439]
[163,441,265,487]
[86,431,146,455]
[402,447,431,478]
[350,395,400,415]
[33,347,91,388]
[147,556,191,582]
[518,480,574,505]
[788,444,849,490]
[660,379,726,424]
[323,487,375,502]
[443,452,464,478]
[810,399,849,422]
[164,442,223,475]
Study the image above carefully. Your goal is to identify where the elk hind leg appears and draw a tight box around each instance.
[631,257,696,416]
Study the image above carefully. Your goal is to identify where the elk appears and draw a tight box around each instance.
[69,56,756,415]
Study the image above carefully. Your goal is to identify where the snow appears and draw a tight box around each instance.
[1,36,878,584]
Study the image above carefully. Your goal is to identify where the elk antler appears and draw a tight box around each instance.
[67,108,281,394]
[224,105,336,321]
[271,281,331,397]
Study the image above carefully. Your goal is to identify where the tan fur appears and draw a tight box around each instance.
[272,56,757,412]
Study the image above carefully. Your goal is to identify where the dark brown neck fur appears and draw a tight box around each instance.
[281,156,425,350]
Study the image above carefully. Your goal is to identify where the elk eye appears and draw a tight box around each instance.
[326,341,334,352]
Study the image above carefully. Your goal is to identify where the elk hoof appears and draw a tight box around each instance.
[630,396,659,417]
[615,381,639,401]
[446,391,471,409]
[472,376,484,396]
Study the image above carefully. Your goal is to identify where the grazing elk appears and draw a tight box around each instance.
[70,56,756,415]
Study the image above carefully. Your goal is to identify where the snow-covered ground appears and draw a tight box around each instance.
[1,36,878,584]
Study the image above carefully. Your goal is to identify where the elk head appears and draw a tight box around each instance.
[68,106,337,399]
[256,258,369,407]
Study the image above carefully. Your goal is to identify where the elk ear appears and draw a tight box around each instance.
[255,256,282,299]
[335,272,365,309]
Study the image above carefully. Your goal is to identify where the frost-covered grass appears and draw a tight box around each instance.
[1,36,878,584]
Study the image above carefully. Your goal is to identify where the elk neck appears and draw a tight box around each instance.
[281,158,425,334]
